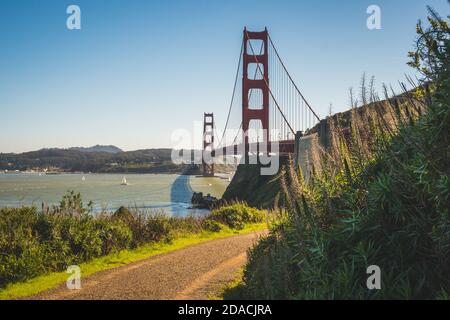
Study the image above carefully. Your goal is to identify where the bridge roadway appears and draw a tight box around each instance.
[211,140,295,157]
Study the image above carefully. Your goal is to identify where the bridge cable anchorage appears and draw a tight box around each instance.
[245,30,296,136]
[268,34,321,122]
[217,39,244,149]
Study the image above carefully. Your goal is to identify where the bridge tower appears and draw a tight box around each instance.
[242,27,270,157]
[202,113,215,177]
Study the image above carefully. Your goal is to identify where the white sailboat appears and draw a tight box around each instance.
[82,176,86,182]
[121,176,128,186]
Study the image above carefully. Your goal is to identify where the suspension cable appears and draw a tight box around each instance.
[268,34,321,122]
[217,39,244,148]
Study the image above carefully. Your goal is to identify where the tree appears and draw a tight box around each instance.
[408,5,450,84]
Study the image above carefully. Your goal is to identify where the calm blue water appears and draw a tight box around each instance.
[0,173,229,216]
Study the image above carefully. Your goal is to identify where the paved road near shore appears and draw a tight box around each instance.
[30,231,265,300]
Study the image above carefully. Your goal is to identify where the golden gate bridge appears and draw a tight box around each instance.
[202,28,321,176]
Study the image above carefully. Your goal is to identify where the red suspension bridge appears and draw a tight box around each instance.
[202,28,321,176]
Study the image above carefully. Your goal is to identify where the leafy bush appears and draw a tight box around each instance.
[203,219,224,232]
[95,217,132,255]
[112,207,201,246]
[0,207,45,285]
[144,212,174,243]
[210,203,266,230]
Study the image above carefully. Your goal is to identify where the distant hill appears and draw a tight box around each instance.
[69,145,123,154]
[0,147,185,173]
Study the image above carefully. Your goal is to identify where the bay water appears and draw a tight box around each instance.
[0,173,230,216]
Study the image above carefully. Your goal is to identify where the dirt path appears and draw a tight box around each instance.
[29,231,265,300]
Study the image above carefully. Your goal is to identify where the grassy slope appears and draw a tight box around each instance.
[0,223,266,300]
[222,163,282,209]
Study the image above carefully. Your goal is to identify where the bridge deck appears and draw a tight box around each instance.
[211,140,295,156]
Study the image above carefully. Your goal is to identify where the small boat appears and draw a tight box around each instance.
[82,176,86,182]
[121,176,128,186]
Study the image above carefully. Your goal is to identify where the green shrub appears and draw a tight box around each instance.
[0,237,47,286]
[112,206,135,225]
[95,218,132,255]
[144,212,174,243]
[0,207,46,285]
[210,203,266,230]
[203,219,224,232]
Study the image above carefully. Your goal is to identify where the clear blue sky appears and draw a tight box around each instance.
[0,0,448,153]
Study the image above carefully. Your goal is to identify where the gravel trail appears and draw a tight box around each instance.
[29,231,265,300]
